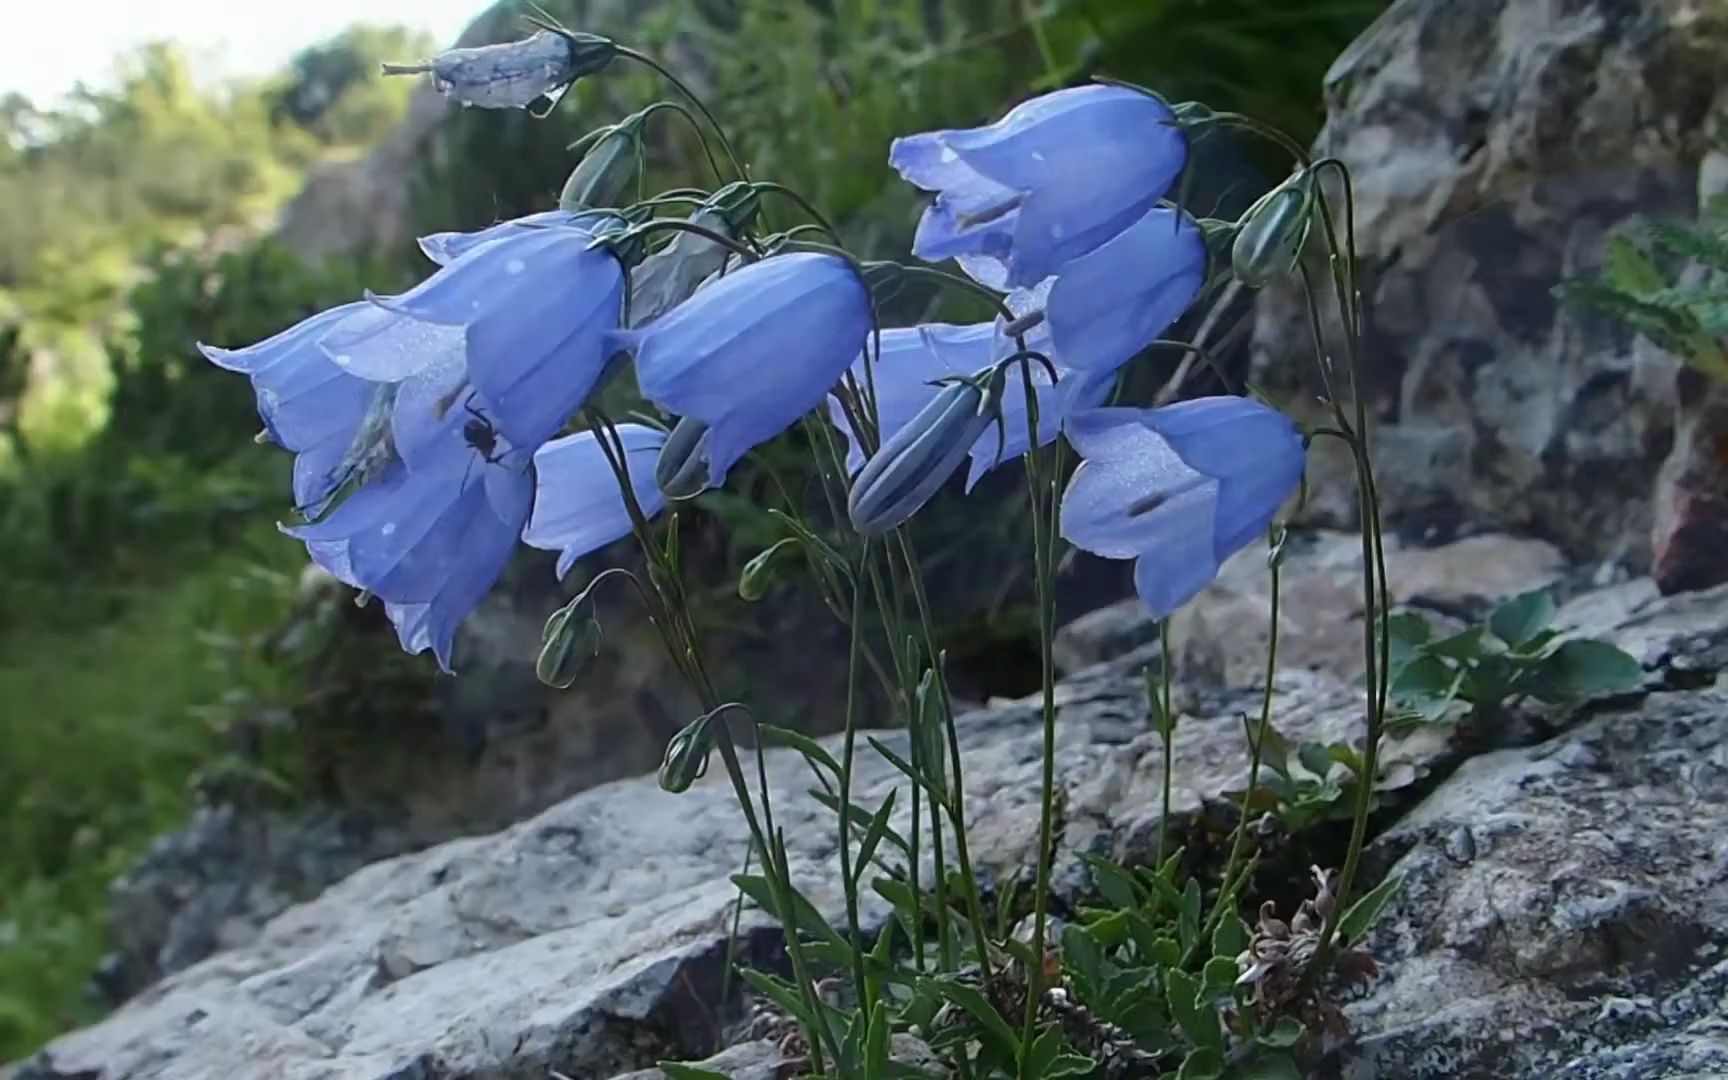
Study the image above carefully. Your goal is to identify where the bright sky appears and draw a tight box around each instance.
[2,0,486,104]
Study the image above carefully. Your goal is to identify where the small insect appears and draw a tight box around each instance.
[462,401,510,466]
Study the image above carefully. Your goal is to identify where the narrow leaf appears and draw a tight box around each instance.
[1338,873,1404,942]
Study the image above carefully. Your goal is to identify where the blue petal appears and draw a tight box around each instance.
[464,241,624,449]
[524,425,667,578]
[893,86,1186,288]
[633,253,870,483]
[1043,207,1207,374]
[317,298,467,383]
[250,344,373,453]
[1132,516,1222,619]
[384,465,532,672]
[417,210,592,266]
[1059,408,1211,558]
[197,302,369,374]
[292,434,353,516]
[1144,398,1305,557]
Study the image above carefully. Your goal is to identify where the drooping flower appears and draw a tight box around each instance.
[891,84,1186,289]
[286,403,535,672]
[417,209,596,266]
[622,251,871,491]
[1013,205,1209,376]
[628,208,738,327]
[523,424,668,578]
[828,323,1112,496]
[1060,398,1305,617]
[319,221,626,452]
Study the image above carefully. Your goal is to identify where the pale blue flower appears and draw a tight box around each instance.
[623,252,871,489]
[416,210,593,266]
[287,405,534,672]
[1012,205,1208,375]
[319,224,625,452]
[524,424,669,578]
[1060,398,1305,617]
[891,84,1186,289]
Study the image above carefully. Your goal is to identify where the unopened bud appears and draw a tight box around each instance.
[1232,172,1315,288]
[630,209,735,326]
[655,417,712,500]
[559,107,653,212]
[738,538,800,602]
[847,367,1002,535]
[658,711,717,793]
[382,29,615,111]
[536,593,601,689]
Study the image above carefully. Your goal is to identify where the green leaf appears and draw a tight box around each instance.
[738,968,813,1029]
[730,873,847,953]
[1603,234,1666,294]
[1062,924,1106,1003]
[1385,611,1433,669]
[867,736,951,808]
[1528,638,1644,702]
[1211,915,1250,961]
[1646,220,1728,274]
[1165,968,1221,1051]
[930,977,1021,1061]
[1202,955,1239,992]
[1296,741,1338,779]
[1236,1052,1304,1079]
[1423,625,1489,661]
[757,723,841,782]
[1255,1016,1304,1049]
[1338,873,1404,942]
[810,789,911,861]
[1023,1025,1068,1077]
[658,1065,730,1080]
[1178,878,1203,955]
[1047,1053,1099,1077]
[852,789,901,880]
[1178,1045,1225,1079]
[864,1000,890,1077]
[1083,853,1146,909]
[1488,588,1557,649]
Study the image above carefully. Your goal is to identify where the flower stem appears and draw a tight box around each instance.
[614,45,750,182]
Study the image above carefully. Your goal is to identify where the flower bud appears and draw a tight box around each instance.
[559,107,653,212]
[655,417,712,500]
[848,367,1002,535]
[536,593,601,689]
[1232,173,1315,288]
[629,208,735,326]
[658,711,716,793]
[738,538,800,602]
[382,30,615,111]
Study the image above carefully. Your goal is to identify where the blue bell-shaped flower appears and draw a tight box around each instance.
[286,403,535,672]
[1060,398,1305,617]
[523,424,669,578]
[891,84,1186,289]
[621,251,871,492]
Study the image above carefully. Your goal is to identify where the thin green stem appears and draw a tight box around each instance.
[1016,357,1062,1074]
[836,542,873,1008]
[1196,537,1283,957]
[1155,621,1175,871]
[614,45,750,182]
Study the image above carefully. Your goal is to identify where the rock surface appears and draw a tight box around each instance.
[1251,0,1728,569]
[1337,584,1728,1079]
[16,574,1452,1080]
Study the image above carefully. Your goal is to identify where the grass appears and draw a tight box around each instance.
[0,517,303,1059]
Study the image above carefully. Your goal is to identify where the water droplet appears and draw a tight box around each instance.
[1031,151,1046,163]
[938,146,958,164]
[506,259,527,275]
[381,522,397,536]
[333,353,353,367]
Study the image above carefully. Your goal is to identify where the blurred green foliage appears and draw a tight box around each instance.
[0,0,1385,1061]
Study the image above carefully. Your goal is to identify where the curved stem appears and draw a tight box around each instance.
[1195,532,1282,957]
[1016,358,1063,1074]
[636,98,727,187]
[615,45,750,182]
[621,217,759,263]
[751,180,845,243]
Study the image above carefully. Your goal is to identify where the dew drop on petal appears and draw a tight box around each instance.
[333,353,353,367]
[381,522,397,536]
[506,258,527,275]
[939,145,958,164]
